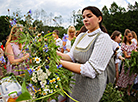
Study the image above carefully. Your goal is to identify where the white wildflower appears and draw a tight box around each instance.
[35,57,41,63]
[46,69,51,76]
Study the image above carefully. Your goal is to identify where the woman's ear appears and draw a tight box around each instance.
[98,16,102,23]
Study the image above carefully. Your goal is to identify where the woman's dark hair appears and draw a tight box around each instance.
[53,29,59,35]
[123,29,131,44]
[111,30,121,40]
[76,25,87,37]
[82,6,107,33]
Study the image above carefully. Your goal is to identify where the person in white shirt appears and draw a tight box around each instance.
[61,26,76,53]
[56,6,115,102]
[52,30,63,52]
[111,30,125,86]
[131,31,137,48]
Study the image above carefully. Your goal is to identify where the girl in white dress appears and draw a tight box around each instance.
[61,26,76,53]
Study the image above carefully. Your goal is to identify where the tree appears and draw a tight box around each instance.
[128,1,138,11]
[33,20,43,33]
[0,16,10,41]
[102,2,127,35]
[72,9,83,30]
[53,15,63,26]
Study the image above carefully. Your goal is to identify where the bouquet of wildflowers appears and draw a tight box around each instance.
[124,51,138,76]
[5,10,75,102]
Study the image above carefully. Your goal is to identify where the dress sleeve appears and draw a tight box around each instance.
[80,34,114,79]
[132,41,137,49]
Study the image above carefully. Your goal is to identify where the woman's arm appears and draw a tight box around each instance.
[123,51,131,59]
[61,41,66,53]
[56,51,72,61]
[60,59,81,74]
[6,43,29,64]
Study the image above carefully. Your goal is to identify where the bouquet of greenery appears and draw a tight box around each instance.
[124,51,138,76]
[100,83,124,102]
[71,37,76,46]
[5,10,75,102]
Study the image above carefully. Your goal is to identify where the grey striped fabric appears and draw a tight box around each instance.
[69,31,115,102]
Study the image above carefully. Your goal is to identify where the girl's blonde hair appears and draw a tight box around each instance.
[6,24,23,50]
[67,26,76,36]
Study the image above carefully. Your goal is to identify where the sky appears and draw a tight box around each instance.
[0,0,137,28]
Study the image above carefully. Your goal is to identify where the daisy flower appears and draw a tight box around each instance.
[35,57,41,63]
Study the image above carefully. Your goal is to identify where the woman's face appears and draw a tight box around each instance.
[69,31,75,37]
[82,10,101,33]
[12,28,22,40]
[52,32,57,38]
[115,34,122,43]
[126,33,133,43]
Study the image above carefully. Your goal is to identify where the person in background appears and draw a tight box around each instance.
[130,75,138,99]
[0,41,4,51]
[5,24,29,75]
[76,25,87,37]
[131,31,137,49]
[130,31,138,98]
[56,6,114,102]
[111,30,125,87]
[116,29,137,96]
[0,48,6,76]
[61,26,76,53]
[52,30,63,52]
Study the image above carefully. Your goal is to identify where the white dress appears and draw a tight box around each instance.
[56,38,62,52]
[64,39,71,54]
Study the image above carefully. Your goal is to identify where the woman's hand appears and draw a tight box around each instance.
[21,53,30,61]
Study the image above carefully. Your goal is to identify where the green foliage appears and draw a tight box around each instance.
[102,1,138,36]
[10,14,75,101]
[0,16,10,41]
[124,51,138,76]
[1,10,75,101]
[71,37,76,46]
[100,83,124,102]
[16,80,32,101]
[75,13,83,31]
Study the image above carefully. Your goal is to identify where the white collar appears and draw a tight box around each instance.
[87,28,101,36]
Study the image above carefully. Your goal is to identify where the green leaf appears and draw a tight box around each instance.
[16,80,32,101]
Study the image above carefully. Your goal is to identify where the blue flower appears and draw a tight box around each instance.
[44,44,48,52]
[1,57,6,63]
[47,80,49,85]
[63,45,66,50]
[28,9,32,14]
[45,65,49,69]
[28,68,35,75]
[25,48,29,51]
[27,84,35,92]
[55,73,59,76]
[10,18,16,26]
[57,64,62,68]
[62,34,68,42]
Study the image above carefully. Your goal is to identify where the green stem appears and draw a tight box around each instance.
[60,88,79,102]
[33,90,58,101]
